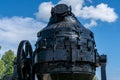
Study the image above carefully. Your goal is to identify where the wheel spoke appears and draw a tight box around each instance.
[25,42,29,57]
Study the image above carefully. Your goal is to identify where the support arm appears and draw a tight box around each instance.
[100,55,107,80]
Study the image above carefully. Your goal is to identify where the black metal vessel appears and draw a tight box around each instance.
[12,4,107,80]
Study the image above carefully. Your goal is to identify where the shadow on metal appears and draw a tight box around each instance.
[12,4,107,80]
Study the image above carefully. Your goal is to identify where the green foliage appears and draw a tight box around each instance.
[93,76,98,80]
[2,50,15,64]
[1,50,15,77]
[0,60,5,79]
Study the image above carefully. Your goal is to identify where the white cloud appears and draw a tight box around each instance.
[34,2,54,22]
[84,20,97,28]
[35,0,118,28]
[0,16,45,54]
[34,0,84,22]
[80,3,118,22]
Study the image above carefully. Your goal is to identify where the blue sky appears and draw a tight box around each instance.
[0,0,120,80]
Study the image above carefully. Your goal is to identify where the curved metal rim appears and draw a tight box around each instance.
[16,40,33,80]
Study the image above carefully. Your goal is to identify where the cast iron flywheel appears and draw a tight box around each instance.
[16,40,33,80]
